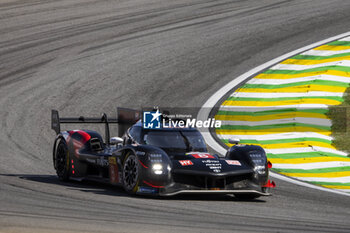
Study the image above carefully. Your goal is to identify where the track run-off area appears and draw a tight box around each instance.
[210,34,350,194]
[1,0,350,232]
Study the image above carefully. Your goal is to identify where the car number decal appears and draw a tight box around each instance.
[187,152,215,159]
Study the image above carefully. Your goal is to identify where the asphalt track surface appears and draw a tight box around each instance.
[1,0,350,232]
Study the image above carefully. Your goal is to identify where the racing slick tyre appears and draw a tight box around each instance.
[54,139,70,181]
[122,152,140,194]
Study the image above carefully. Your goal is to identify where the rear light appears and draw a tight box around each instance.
[71,160,75,174]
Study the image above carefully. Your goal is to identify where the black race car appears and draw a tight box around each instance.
[51,109,275,199]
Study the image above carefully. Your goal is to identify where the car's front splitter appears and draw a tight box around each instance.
[158,189,271,196]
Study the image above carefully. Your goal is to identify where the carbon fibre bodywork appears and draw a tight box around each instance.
[52,110,273,197]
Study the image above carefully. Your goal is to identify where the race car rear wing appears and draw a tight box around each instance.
[51,108,140,144]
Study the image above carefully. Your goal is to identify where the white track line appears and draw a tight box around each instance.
[220,104,329,110]
[265,147,346,156]
[270,172,350,196]
[217,133,333,141]
[339,36,350,41]
[273,162,350,170]
[295,176,350,183]
[301,49,350,56]
[231,92,344,98]
[220,117,331,127]
[334,189,350,193]
[247,75,350,85]
[270,60,350,70]
[197,31,350,197]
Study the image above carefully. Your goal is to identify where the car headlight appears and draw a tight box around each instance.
[248,151,266,176]
[152,163,163,175]
[148,153,163,163]
[254,165,266,175]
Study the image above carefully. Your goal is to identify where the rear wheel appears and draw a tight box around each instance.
[122,152,139,194]
[55,139,70,181]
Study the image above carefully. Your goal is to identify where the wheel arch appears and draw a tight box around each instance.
[120,148,137,164]
[53,134,65,170]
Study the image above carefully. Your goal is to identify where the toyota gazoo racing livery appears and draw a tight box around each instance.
[51,109,275,199]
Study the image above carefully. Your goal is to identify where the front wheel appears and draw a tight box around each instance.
[122,152,139,194]
[55,139,70,181]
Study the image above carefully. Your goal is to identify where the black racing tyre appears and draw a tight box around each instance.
[55,139,70,181]
[122,152,139,194]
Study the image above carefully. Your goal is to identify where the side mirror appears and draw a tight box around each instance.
[110,136,123,145]
[228,138,240,145]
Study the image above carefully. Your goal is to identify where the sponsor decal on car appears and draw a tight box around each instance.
[109,157,117,165]
[179,160,193,166]
[226,160,241,166]
[108,157,119,184]
[202,159,222,172]
[96,157,109,167]
[187,152,215,159]
[137,186,158,194]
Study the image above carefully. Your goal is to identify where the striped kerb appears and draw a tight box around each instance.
[215,36,350,193]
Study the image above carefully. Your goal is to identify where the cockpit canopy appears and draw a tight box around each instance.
[126,122,207,153]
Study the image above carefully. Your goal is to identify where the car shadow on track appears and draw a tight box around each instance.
[155,194,267,203]
[0,173,129,197]
[0,173,267,203]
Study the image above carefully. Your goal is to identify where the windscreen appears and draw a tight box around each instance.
[143,130,207,151]
[181,130,207,151]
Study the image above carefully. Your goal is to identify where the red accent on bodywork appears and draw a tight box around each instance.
[226,160,241,166]
[139,160,148,169]
[68,130,91,144]
[263,180,276,188]
[143,180,164,188]
[68,130,92,159]
[179,160,193,166]
[268,161,272,169]
[190,153,215,159]
[75,130,91,143]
